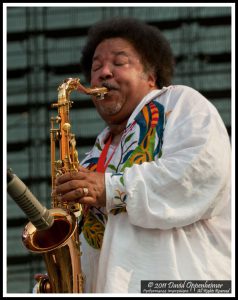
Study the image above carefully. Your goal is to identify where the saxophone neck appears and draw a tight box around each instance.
[60,78,108,99]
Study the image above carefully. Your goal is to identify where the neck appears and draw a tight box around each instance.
[109,120,128,145]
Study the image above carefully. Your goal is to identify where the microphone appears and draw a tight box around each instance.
[7,168,54,231]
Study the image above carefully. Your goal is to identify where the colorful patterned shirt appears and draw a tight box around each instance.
[79,86,231,293]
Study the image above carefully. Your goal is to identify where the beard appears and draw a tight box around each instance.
[94,91,126,116]
[97,100,123,115]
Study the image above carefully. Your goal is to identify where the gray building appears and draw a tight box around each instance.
[5,4,232,294]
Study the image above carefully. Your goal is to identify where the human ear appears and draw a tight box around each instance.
[147,72,157,88]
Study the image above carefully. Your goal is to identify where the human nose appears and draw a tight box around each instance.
[98,63,113,81]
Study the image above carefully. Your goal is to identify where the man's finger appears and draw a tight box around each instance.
[55,171,86,185]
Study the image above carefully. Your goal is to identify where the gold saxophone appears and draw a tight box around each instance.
[22,78,108,293]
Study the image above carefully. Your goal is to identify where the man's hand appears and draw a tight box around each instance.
[55,166,106,208]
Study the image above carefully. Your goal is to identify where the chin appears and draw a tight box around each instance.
[97,101,123,115]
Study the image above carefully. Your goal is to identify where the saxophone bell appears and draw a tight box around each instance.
[22,208,84,293]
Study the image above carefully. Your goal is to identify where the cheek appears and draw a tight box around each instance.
[90,75,97,86]
[90,70,101,84]
[120,69,142,85]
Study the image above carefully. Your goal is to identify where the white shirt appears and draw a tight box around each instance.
[80,85,231,293]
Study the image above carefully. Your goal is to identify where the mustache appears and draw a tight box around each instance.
[101,82,120,90]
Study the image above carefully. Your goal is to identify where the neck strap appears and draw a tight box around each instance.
[96,134,114,173]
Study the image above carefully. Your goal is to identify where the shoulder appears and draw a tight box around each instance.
[164,85,207,101]
[152,85,225,128]
[155,85,214,112]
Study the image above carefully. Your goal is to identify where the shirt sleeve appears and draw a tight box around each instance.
[105,172,127,212]
[105,86,231,229]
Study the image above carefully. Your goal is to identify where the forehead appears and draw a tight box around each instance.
[93,38,138,58]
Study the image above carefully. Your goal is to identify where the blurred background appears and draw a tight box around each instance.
[6,5,232,293]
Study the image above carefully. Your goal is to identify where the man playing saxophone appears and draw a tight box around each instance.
[51,18,231,293]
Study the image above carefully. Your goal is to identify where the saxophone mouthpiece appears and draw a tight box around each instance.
[90,87,108,101]
[95,92,107,101]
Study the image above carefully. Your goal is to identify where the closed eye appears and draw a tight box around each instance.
[92,63,102,72]
[114,56,129,66]
[114,61,127,66]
